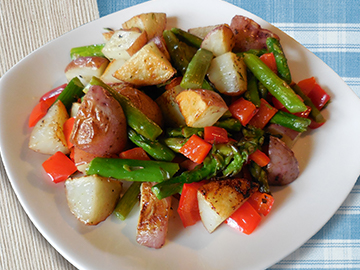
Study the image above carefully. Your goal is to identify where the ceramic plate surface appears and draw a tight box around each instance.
[1,0,360,269]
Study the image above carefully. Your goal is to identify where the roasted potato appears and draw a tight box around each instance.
[101,29,148,60]
[207,52,247,96]
[65,175,122,225]
[122,12,167,40]
[100,58,127,85]
[176,89,228,127]
[70,85,127,156]
[198,178,258,233]
[29,100,70,155]
[201,24,235,56]
[113,41,176,87]
[188,25,221,39]
[64,56,109,85]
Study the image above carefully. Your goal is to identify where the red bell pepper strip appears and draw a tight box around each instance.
[119,147,151,160]
[177,180,207,228]
[63,117,75,149]
[179,134,212,164]
[260,52,277,74]
[28,95,59,128]
[248,98,278,129]
[42,151,77,183]
[297,77,316,96]
[39,83,67,102]
[229,97,257,126]
[247,191,274,216]
[307,83,331,110]
[226,201,262,235]
[249,149,271,167]
[204,126,229,144]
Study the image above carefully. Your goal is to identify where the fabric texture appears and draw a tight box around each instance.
[1,0,360,269]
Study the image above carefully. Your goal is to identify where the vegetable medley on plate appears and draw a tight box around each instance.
[27,12,331,249]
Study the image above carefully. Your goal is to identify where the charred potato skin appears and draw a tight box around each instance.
[70,85,127,156]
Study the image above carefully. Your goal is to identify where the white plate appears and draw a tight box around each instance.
[1,0,360,269]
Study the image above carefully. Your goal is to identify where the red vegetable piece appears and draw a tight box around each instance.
[177,181,207,228]
[297,77,316,96]
[119,147,151,160]
[42,151,77,183]
[260,52,277,74]
[63,117,75,149]
[179,134,212,164]
[204,126,229,144]
[40,83,67,102]
[226,201,262,235]
[307,83,331,110]
[229,97,257,126]
[247,191,274,216]
[249,149,271,167]
[248,98,278,129]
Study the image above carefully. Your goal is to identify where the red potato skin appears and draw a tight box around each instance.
[230,15,279,52]
[267,136,300,185]
[70,85,127,156]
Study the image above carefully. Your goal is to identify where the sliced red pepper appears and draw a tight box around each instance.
[247,191,274,216]
[226,201,262,235]
[307,83,331,110]
[179,134,212,164]
[293,105,311,118]
[178,181,207,228]
[40,83,67,102]
[63,117,75,149]
[249,149,270,167]
[119,147,151,160]
[29,91,61,128]
[297,77,316,96]
[229,97,257,126]
[204,126,229,144]
[248,98,278,129]
[260,52,277,74]
[42,151,77,183]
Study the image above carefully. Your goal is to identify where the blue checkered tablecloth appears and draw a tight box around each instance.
[97,1,360,269]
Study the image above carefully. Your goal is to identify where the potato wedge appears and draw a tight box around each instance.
[70,85,127,156]
[201,24,235,56]
[188,25,221,39]
[100,58,127,85]
[113,41,176,87]
[102,29,148,60]
[29,100,69,155]
[64,56,109,85]
[136,182,172,249]
[156,84,186,127]
[65,175,122,225]
[198,178,258,233]
[207,52,247,96]
[122,12,167,40]
[176,89,228,127]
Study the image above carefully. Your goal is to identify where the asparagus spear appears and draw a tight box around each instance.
[243,53,307,113]
[54,77,84,111]
[180,48,213,89]
[70,44,105,60]
[86,157,179,182]
[270,110,311,132]
[266,37,292,84]
[88,77,163,141]
[249,161,271,194]
[244,74,261,107]
[171,27,203,48]
[128,128,175,162]
[113,181,141,221]
[214,118,242,133]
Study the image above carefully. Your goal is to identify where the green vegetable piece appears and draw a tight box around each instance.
[270,110,311,132]
[266,37,292,84]
[244,74,261,107]
[180,48,213,89]
[162,137,188,153]
[249,161,271,194]
[128,128,175,162]
[70,44,105,60]
[292,84,325,123]
[87,157,179,182]
[243,53,307,113]
[114,181,141,221]
[54,77,84,111]
[214,118,242,132]
[171,27,203,48]
[88,77,163,141]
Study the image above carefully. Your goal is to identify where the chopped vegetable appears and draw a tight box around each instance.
[179,134,212,164]
[249,149,270,167]
[248,98,278,129]
[203,126,229,144]
[119,147,151,160]
[42,151,77,183]
[229,97,257,126]
[247,191,274,216]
